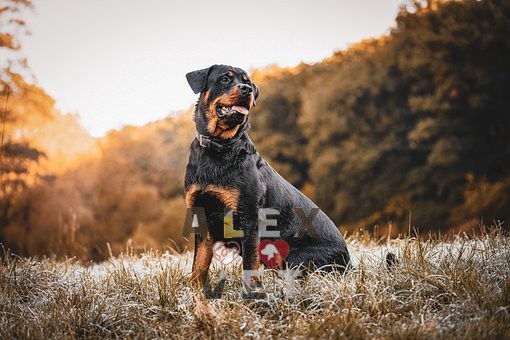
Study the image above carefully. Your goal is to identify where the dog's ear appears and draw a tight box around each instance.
[252,82,260,106]
[186,66,214,94]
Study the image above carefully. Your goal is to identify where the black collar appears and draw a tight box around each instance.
[196,132,244,152]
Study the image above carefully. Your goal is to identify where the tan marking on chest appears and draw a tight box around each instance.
[204,185,240,211]
[185,184,240,211]
[184,183,202,208]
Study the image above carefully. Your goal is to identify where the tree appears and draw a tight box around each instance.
[0,0,56,251]
[249,0,510,233]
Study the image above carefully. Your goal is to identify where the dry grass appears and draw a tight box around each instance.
[1,228,509,339]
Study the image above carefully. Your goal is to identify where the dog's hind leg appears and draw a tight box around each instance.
[285,241,351,273]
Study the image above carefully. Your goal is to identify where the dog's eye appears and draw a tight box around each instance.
[220,76,231,85]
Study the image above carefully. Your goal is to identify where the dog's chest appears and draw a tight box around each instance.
[184,179,243,241]
[184,137,267,218]
[184,182,240,211]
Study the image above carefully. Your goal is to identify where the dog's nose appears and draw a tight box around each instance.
[239,84,253,95]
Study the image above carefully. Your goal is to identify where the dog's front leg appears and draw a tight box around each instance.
[191,234,213,287]
[240,215,265,299]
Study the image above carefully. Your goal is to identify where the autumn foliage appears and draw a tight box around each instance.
[1,0,509,260]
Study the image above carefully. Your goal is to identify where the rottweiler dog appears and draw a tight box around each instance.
[184,64,350,288]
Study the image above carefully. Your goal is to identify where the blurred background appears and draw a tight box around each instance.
[1,0,509,261]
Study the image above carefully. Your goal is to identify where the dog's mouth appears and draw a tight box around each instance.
[216,105,250,118]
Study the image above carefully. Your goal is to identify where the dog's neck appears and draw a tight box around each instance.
[195,131,245,152]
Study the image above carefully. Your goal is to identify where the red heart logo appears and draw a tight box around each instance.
[258,239,289,269]
[212,241,240,266]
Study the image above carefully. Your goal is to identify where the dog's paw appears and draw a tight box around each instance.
[241,274,265,299]
[386,252,399,270]
[249,276,263,289]
[241,291,266,300]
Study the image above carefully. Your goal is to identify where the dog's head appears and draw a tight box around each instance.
[186,64,259,140]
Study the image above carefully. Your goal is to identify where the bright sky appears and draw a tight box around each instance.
[21,0,405,137]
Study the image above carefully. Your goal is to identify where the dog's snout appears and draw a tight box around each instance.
[239,84,253,96]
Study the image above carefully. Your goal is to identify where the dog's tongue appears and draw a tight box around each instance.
[232,106,249,115]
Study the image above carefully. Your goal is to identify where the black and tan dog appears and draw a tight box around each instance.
[184,64,350,288]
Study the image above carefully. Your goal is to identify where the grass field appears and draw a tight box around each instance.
[1,227,509,339]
